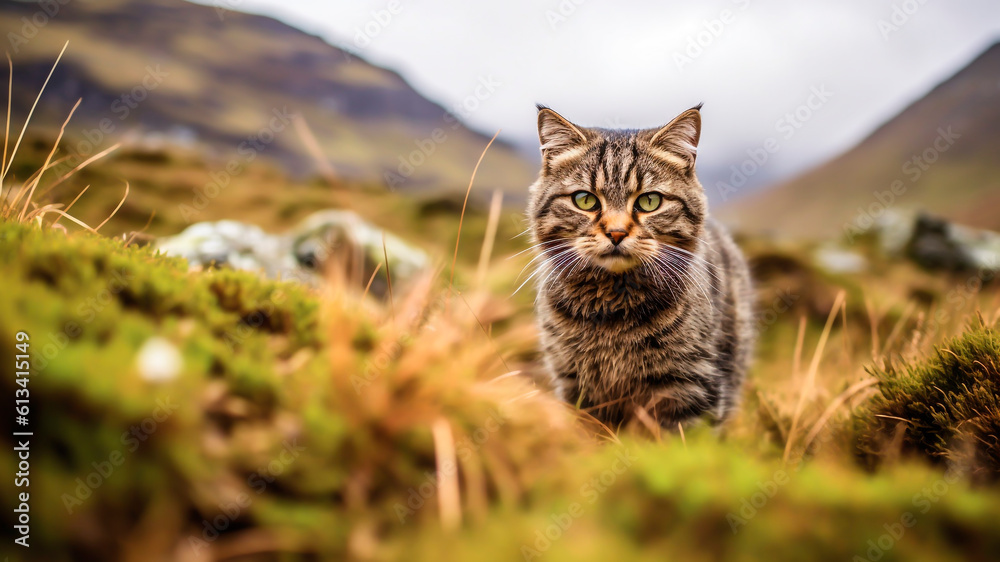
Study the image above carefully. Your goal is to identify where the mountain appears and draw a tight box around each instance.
[1,0,537,196]
[718,42,1000,238]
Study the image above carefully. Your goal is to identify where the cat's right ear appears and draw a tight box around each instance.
[537,106,588,163]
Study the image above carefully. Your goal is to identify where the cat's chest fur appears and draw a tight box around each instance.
[537,255,723,411]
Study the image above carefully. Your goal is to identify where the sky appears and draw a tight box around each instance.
[194,0,1000,199]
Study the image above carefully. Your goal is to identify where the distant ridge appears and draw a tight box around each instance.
[1,0,537,196]
[719,42,1000,237]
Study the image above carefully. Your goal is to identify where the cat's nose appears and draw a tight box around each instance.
[606,229,628,246]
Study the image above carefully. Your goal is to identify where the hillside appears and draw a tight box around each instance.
[719,41,1000,238]
[1,0,537,196]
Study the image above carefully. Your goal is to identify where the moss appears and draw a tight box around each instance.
[856,319,1000,480]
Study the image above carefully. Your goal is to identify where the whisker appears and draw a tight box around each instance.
[513,242,573,282]
[656,250,714,309]
[512,247,575,296]
[507,239,571,260]
[660,244,724,283]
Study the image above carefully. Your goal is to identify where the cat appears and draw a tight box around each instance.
[527,104,754,429]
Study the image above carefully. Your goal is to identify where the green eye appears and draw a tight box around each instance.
[636,193,662,212]
[572,191,599,211]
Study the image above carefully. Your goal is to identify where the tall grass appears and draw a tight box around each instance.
[1,43,123,231]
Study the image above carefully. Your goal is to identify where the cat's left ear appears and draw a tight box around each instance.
[648,105,702,173]
[536,106,588,162]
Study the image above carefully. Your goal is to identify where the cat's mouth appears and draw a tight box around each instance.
[595,249,640,272]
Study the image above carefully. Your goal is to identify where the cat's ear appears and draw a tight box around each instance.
[648,105,702,173]
[536,106,588,162]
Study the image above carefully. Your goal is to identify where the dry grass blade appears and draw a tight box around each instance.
[38,142,121,200]
[454,289,511,372]
[449,129,501,296]
[52,184,90,227]
[1,40,68,187]
[475,189,504,288]
[839,296,852,364]
[784,290,846,465]
[432,418,461,531]
[93,181,130,232]
[873,414,911,424]
[756,389,788,442]
[32,208,97,233]
[2,154,66,212]
[17,98,82,222]
[883,301,916,356]
[487,370,523,384]
[362,261,384,301]
[633,406,661,443]
[381,232,395,323]
[292,115,338,185]
[791,315,807,383]
[567,404,621,444]
[124,210,156,247]
[800,378,879,454]
[2,53,11,183]
[864,296,882,360]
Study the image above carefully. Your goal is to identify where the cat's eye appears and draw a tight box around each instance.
[635,193,662,213]
[572,191,600,211]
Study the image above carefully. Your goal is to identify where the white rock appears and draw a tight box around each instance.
[137,337,183,383]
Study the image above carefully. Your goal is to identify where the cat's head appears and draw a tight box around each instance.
[527,105,707,275]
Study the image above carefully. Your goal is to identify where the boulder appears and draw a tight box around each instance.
[156,210,427,293]
[873,211,1000,273]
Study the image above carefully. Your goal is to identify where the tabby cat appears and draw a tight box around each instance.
[527,105,754,428]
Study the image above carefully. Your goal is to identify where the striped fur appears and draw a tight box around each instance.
[527,106,754,429]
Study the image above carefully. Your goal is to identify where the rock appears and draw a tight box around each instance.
[904,213,1000,272]
[290,210,427,281]
[871,211,1000,273]
[156,220,298,279]
[814,246,867,274]
[156,210,427,292]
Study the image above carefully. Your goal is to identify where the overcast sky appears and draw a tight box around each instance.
[195,0,1000,198]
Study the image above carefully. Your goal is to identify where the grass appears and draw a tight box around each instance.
[856,317,1000,481]
[5,213,1000,561]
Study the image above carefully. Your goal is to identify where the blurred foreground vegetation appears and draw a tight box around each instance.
[2,210,1000,561]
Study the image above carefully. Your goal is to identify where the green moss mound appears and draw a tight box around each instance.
[856,320,1000,480]
[3,219,1000,561]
